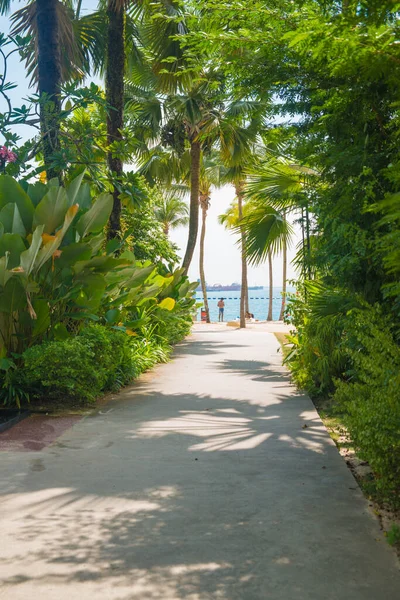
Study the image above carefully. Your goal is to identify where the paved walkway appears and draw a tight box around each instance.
[0,328,399,599]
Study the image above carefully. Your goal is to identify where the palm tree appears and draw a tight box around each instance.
[219,160,255,327]
[154,192,189,236]
[7,0,105,178]
[218,197,252,328]
[105,0,125,239]
[198,155,224,323]
[131,80,259,276]
[267,251,273,321]
[238,203,294,321]
[2,0,64,178]
[244,156,319,318]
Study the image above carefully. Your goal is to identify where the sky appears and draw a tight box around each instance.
[0,1,301,287]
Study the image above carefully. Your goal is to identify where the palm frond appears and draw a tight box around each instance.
[238,205,294,265]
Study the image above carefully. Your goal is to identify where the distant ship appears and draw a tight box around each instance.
[196,282,263,292]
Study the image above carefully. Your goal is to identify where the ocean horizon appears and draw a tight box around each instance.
[195,286,294,322]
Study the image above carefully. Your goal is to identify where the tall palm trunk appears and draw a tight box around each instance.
[37,0,62,180]
[106,0,125,239]
[199,195,210,323]
[236,184,246,329]
[305,202,311,279]
[267,251,273,321]
[182,140,201,275]
[279,213,287,320]
[244,273,249,314]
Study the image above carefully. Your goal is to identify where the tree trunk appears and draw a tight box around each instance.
[244,271,249,314]
[199,195,210,323]
[279,215,287,320]
[305,202,311,279]
[236,185,246,329]
[106,0,125,240]
[182,140,201,275]
[267,251,273,321]
[36,0,62,180]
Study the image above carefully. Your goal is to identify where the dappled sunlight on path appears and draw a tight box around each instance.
[0,329,398,599]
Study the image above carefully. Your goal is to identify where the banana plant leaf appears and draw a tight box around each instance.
[34,205,79,273]
[31,299,50,336]
[104,264,155,288]
[65,171,85,207]
[0,176,34,231]
[25,181,48,207]
[33,186,69,234]
[0,233,26,269]
[0,203,26,236]
[57,243,92,268]
[0,277,26,313]
[76,192,113,237]
[20,225,45,277]
[0,255,12,288]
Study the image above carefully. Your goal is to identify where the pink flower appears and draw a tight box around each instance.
[0,146,17,163]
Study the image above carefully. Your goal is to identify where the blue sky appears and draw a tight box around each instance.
[0,1,300,286]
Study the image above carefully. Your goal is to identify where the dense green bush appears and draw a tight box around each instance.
[286,288,400,501]
[154,308,193,345]
[285,284,350,395]
[19,337,103,403]
[16,324,173,405]
[333,307,400,501]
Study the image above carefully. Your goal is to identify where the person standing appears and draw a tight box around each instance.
[218,298,225,322]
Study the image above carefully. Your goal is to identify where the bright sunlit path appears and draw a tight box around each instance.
[0,326,398,600]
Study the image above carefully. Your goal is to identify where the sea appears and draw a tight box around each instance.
[195,287,294,322]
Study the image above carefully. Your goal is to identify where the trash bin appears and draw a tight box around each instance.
[200,308,207,322]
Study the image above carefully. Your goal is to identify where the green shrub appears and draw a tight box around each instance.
[284,285,349,395]
[334,306,400,501]
[19,338,102,403]
[78,325,135,389]
[155,309,193,345]
[13,324,174,405]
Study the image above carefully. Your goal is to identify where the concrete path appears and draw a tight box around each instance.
[0,328,399,599]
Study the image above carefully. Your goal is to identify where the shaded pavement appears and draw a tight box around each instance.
[0,327,398,599]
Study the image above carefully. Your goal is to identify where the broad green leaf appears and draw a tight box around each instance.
[26,182,48,207]
[0,277,26,313]
[66,170,85,207]
[0,254,12,288]
[20,225,44,276]
[31,299,50,336]
[0,176,34,231]
[57,243,92,268]
[34,205,79,272]
[87,232,105,253]
[105,308,120,324]
[76,193,113,238]
[159,297,176,311]
[0,203,26,236]
[73,182,93,211]
[73,255,128,275]
[178,281,190,298]
[137,283,163,301]
[74,273,107,310]
[0,357,15,370]
[106,238,121,255]
[105,265,155,288]
[0,233,26,269]
[33,185,68,234]
[53,323,70,340]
